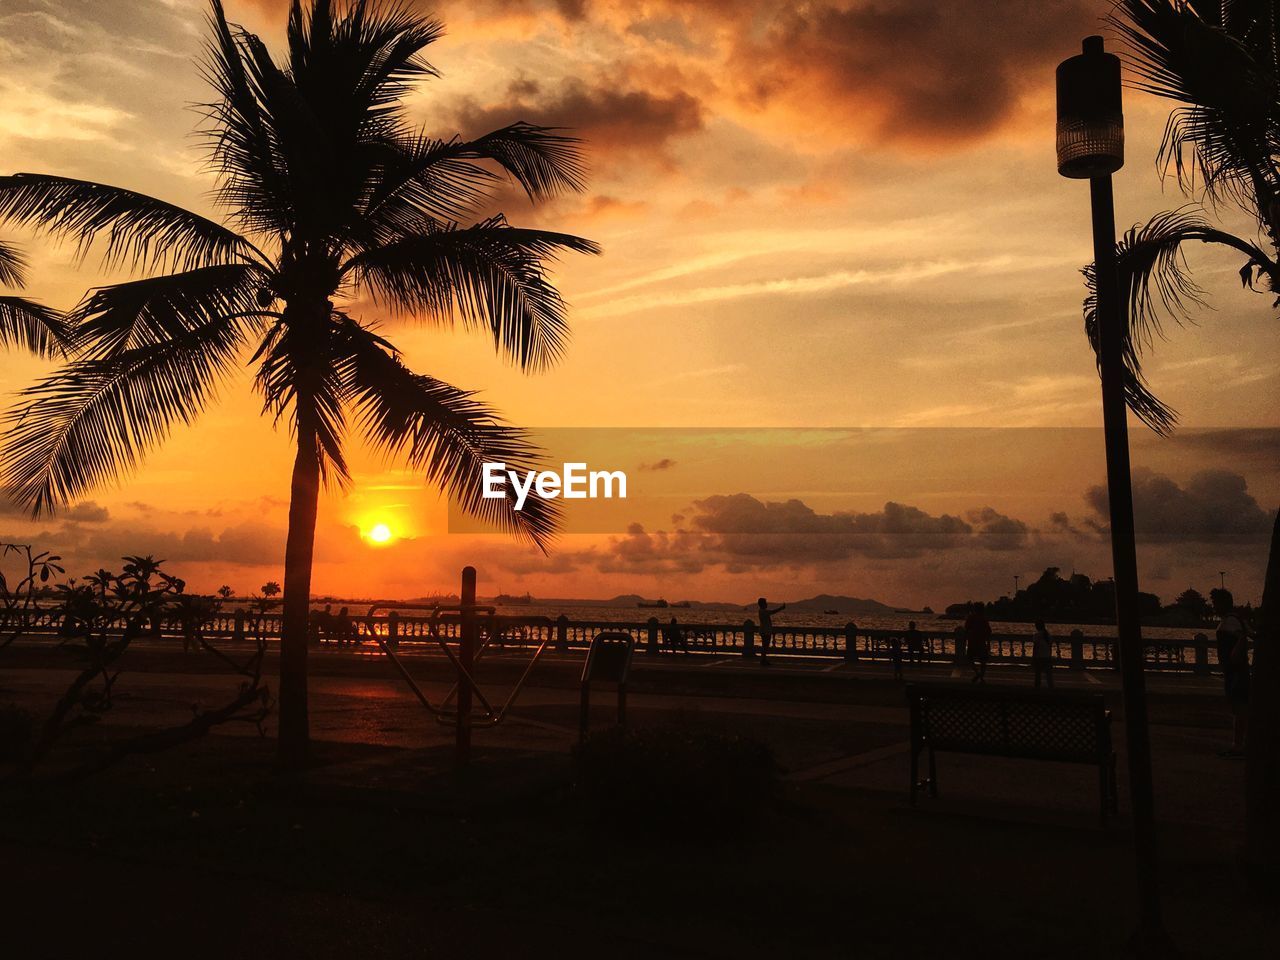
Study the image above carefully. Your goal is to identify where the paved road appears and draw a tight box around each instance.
[1,636,1242,831]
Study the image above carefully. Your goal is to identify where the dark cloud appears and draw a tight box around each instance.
[721,1,1097,143]
[223,1,1090,153]
[478,492,1041,582]
[1048,510,1104,542]
[1085,469,1276,542]
[64,501,110,523]
[639,458,677,471]
[0,495,108,523]
[451,77,704,164]
[78,520,284,567]
[691,494,973,561]
[967,507,1030,551]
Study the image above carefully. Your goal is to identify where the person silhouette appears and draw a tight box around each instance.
[1213,589,1249,757]
[757,597,785,667]
[905,620,923,665]
[888,632,904,681]
[336,606,352,647]
[965,603,992,683]
[663,616,689,654]
[1031,620,1053,689]
[315,603,333,645]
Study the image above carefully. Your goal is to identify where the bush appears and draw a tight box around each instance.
[572,725,779,837]
[0,704,34,763]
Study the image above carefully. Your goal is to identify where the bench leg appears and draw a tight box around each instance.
[928,746,938,798]
[617,682,627,729]
[578,683,590,743]
[1099,761,1109,826]
[1098,754,1119,825]
[910,743,919,806]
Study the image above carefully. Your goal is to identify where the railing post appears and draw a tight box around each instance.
[742,619,755,658]
[1070,628,1085,671]
[556,614,569,653]
[386,610,399,649]
[844,622,859,662]
[233,609,245,643]
[1192,632,1209,675]
[646,617,659,655]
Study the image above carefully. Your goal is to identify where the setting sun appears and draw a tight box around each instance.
[366,523,394,545]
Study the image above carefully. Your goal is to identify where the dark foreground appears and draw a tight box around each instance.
[1,644,1275,958]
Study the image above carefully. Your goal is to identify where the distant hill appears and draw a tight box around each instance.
[784,594,912,616]
[363,591,911,615]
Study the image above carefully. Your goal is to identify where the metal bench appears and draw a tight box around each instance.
[906,683,1118,824]
[579,631,634,742]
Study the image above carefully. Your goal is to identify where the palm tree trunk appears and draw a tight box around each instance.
[1246,509,1280,880]
[277,414,320,770]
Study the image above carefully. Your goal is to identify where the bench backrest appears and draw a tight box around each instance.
[582,631,634,685]
[907,683,1110,763]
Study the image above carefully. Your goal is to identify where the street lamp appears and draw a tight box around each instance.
[1057,36,1165,946]
[1219,570,1227,591]
[1013,574,1021,596]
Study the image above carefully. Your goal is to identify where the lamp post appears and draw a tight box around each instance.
[1013,574,1021,597]
[1057,36,1164,945]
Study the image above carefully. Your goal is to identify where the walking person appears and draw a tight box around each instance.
[1213,590,1250,757]
[965,603,992,683]
[1031,620,1054,689]
[757,597,786,667]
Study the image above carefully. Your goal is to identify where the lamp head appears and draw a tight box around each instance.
[1056,36,1124,178]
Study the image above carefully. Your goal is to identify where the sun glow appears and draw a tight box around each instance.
[366,522,394,545]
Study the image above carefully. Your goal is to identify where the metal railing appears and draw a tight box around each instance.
[2,607,1226,676]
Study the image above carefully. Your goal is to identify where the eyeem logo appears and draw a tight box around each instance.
[482,462,627,511]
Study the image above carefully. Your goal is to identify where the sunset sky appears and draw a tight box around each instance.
[0,0,1276,607]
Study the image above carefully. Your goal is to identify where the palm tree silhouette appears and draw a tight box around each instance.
[1082,1,1279,874]
[0,0,598,768]
[0,239,70,357]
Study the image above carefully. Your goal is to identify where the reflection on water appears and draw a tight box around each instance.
[477,600,1204,642]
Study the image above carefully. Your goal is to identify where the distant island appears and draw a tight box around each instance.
[447,592,924,617]
[944,567,1240,628]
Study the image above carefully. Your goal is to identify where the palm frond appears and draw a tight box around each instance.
[363,123,588,233]
[0,239,27,287]
[288,0,442,127]
[3,310,252,515]
[359,134,499,237]
[464,122,590,200]
[0,174,265,273]
[1110,1,1280,216]
[344,216,600,371]
[199,1,292,235]
[251,312,350,486]
[1083,207,1275,433]
[334,312,560,550]
[70,263,272,360]
[0,297,73,358]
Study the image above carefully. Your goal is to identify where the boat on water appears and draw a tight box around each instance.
[494,592,534,605]
[637,599,669,608]
[823,609,840,615]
